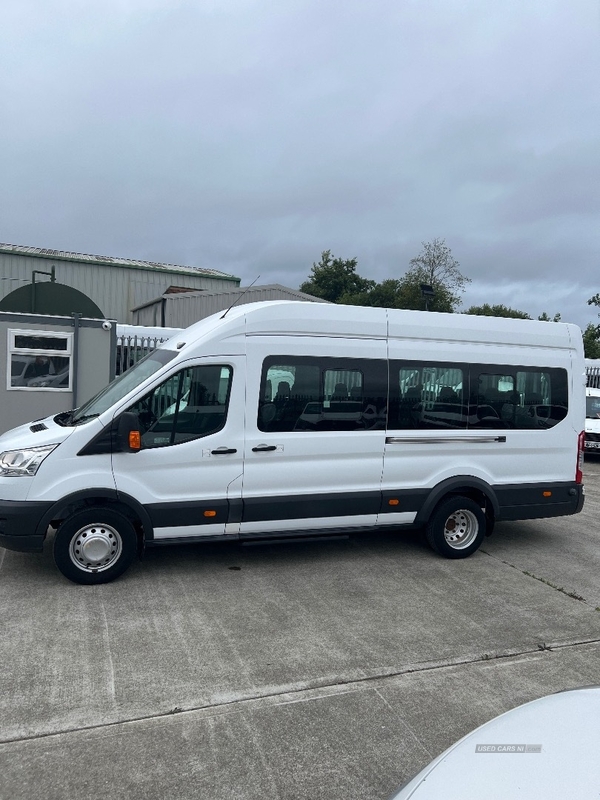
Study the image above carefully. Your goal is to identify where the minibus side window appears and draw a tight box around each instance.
[258,357,387,432]
[389,362,466,430]
[470,366,568,429]
[471,372,515,429]
[126,364,232,448]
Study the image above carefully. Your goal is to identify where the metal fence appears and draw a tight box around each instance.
[115,333,171,375]
[587,364,600,389]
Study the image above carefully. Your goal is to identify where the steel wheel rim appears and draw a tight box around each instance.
[68,523,123,573]
[443,509,479,549]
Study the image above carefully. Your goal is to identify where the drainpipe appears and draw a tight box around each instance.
[71,312,81,408]
[31,267,56,313]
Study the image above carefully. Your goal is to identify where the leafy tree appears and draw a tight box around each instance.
[585,294,600,358]
[583,323,600,358]
[300,239,468,312]
[538,312,562,322]
[299,250,374,303]
[343,279,405,308]
[401,238,470,312]
[393,275,457,312]
[465,304,531,319]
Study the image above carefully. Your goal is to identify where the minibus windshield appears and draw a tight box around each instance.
[66,350,177,425]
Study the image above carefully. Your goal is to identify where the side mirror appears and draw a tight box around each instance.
[116,412,142,452]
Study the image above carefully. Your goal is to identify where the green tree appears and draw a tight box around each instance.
[465,303,531,319]
[399,238,470,312]
[343,278,404,308]
[585,294,600,358]
[583,323,600,358]
[299,250,374,303]
[538,312,562,322]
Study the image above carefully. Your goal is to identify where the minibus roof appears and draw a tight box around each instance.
[161,301,580,354]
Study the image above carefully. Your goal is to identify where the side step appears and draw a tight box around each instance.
[242,535,350,546]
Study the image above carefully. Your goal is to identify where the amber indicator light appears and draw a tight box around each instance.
[543,491,552,497]
[204,510,217,518]
[129,431,141,450]
[388,498,400,506]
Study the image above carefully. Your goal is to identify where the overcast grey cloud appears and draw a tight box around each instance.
[1,0,599,326]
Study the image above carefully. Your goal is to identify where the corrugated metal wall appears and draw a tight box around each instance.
[133,285,328,328]
[0,252,238,324]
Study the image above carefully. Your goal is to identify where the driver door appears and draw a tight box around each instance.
[111,357,245,540]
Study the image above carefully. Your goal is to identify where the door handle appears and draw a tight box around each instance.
[211,447,237,455]
[252,444,277,452]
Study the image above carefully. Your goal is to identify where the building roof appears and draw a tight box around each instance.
[0,242,239,282]
[131,283,328,312]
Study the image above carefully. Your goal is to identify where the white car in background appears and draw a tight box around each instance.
[27,367,70,389]
[585,387,600,453]
[388,687,600,799]
[10,355,55,387]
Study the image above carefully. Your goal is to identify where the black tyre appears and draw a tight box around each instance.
[53,507,138,585]
[425,496,486,558]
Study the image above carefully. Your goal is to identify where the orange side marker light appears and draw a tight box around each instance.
[129,431,141,450]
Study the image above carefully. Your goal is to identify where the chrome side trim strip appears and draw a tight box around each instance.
[385,435,507,444]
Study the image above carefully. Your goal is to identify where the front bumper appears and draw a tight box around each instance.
[0,501,54,552]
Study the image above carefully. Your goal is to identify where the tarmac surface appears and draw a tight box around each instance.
[1,458,599,799]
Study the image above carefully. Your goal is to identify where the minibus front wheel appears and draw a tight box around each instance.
[53,507,138,584]
[425,496,486,558]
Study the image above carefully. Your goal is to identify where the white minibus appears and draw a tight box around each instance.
[0,301,586,584]
[585,387,600,452]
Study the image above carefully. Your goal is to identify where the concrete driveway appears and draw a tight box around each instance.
[1,460,599,799]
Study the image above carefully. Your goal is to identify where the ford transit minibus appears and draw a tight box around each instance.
[0,301,586,584]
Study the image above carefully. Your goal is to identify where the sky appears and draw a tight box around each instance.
[1,0,599,328]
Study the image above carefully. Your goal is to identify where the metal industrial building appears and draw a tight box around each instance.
[131,284,329,328]
[0,243,240,324]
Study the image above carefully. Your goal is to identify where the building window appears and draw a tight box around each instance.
[7,330,73,391]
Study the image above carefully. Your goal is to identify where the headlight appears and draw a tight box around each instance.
[0,444,58,477]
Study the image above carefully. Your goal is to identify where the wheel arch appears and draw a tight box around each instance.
[35,489,153,545]
[415,476,499,531]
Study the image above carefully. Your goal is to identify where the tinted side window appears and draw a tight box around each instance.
[127,364,232,448]
[470,366,568,429]
[389,361,467,430]
[258,357,387,432]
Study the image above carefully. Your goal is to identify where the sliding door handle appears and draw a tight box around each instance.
[252,444,277,452]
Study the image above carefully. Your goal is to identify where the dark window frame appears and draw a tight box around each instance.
[258,355,388,433]
[127,363,233,449]
[389,360,569,431]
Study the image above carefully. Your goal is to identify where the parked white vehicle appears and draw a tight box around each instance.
[388,687,600,799]
[585,386,600,452]
[0,301,586,584]
[10,355,56,387]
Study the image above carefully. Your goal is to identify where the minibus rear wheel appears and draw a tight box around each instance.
[425,496,486,558]
[53,507,138,585]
